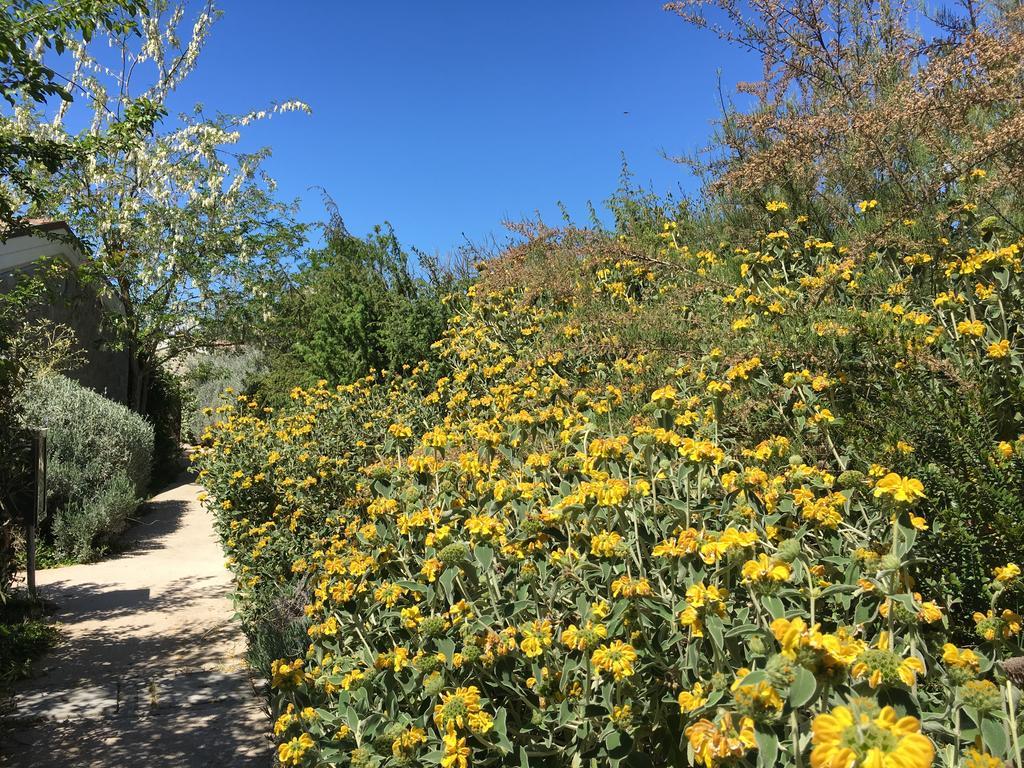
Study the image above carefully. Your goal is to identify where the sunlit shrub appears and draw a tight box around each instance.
[20,374,153,562]
[199,191,1024,767]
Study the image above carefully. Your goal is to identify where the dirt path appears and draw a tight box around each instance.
[0,476,271,767]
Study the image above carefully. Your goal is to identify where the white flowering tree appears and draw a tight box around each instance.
[1,0,145,236]
[25,0,308,412]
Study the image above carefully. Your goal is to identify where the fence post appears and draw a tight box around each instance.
[26,428,46,600]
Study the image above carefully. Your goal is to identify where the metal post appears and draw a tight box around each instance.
[27,428,46,600]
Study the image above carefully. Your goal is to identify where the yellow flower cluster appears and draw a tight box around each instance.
[196,207,1024,767]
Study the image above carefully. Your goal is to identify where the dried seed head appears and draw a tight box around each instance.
[1002,656,1024,686]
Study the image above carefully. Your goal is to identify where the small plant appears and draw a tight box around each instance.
[0,596,58,687]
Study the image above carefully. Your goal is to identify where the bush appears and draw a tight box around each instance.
[666,0,1024,243]
[50,470,139,563]
[238,575,312,677]
[20,374,154,562]
[197,196,1024,766]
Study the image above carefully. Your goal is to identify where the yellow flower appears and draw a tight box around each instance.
[388,422,413,438]
[766,200,789,211]
[957,319,985,337]
[941,643,980,672]
[392,727,427,758]
[277,732,315,766]
[274,709,296,736]
[590,640,638,681]
[590,529,623,557]
[851,634,926,688]
[917,601,942,623]
[434,686,493,733]
[678,682,708,713]
[872,473,925,504]
[811,407,836,424]
[519,619,554,658]
[270,658,305,689]
[973,608,1023,640]
[733,680,784,715]
[441,726,471,768]
[811,704,933,768]
[685,711,756,767]
[650,384,678,405]
[771,617,865,671]
[994,563,1020,582]
[611,575,653,598]
[987,339,1011,359]
[741,553,792,584]
[964,748,1003,768]
[561,621,608,651]
[857,199,878,212]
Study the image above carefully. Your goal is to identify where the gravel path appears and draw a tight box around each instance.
[0,476,271,767]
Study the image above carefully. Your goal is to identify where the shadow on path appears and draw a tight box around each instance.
[1,701,269,768]
[0,477,270,768]
[115,497,192,555]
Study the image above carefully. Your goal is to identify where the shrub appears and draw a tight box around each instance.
[50,470,138,563]
[666,0,1024,243]
[20,374,154,562]
[197,195,1024,767]
[238,575,312,677]
[0,274,78,595]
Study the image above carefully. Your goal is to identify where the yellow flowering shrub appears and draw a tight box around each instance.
[198,203,1024,767]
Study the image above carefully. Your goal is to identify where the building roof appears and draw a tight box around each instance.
[0,220,83,274]
[0,220,124,314]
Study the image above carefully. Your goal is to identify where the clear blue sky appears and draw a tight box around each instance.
[169,1,758,256]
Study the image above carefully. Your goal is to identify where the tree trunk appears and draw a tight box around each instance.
[125,344,150,415]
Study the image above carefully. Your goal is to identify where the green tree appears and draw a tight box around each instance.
[258,198,454,398]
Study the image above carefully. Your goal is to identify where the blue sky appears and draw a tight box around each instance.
[163,2,757,255]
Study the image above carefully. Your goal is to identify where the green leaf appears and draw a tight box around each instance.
[725,622,759,638]
[558,697,572,725]
[437,637,456,661]
[706,614,725,651]
[439,566,457,599]
[762,595,785,619]
[344,705,360,732]
[755,724,779,768]
[604,730,633,759]
[981,714,1008,758]
[394,580,427,593]
[493,707,512,753]
[788,666,817,708]
[817,583,857,599]
[475,544,494,571]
